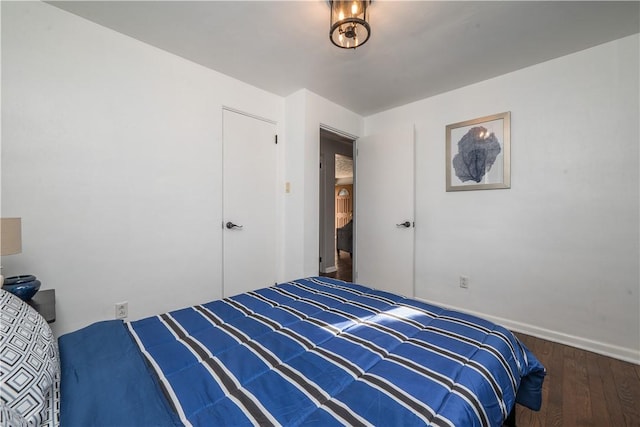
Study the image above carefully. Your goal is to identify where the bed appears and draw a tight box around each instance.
[2,277,545,427]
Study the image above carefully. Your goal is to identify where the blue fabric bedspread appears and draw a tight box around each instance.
[125,277,545,427]
[59,320,182,427]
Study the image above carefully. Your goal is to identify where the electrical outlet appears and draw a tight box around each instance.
[459,276,469,289]
[115,301,128,319]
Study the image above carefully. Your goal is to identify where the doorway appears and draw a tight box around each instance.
[319,128,354,282]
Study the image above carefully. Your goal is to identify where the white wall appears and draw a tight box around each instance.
[283,90,362,280]
[1,2,284,335]
[364,35,640,363]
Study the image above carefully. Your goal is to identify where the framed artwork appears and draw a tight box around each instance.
[446,111,511,192]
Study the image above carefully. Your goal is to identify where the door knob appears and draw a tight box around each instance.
[226,222,243,229]
[396,221,411,228]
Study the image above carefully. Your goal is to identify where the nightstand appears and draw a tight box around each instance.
[27,289,56,323]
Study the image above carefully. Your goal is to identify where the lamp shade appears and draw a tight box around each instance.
[330,0,371,49]
[1,218,22,256]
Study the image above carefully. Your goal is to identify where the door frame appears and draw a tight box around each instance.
[318,125,357,276]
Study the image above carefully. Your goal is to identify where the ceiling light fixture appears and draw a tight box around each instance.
[329,1,371,49]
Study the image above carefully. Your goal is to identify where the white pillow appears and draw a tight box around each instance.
[0,290,60,427]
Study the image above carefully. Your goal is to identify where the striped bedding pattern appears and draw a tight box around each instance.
[128,277,544,427]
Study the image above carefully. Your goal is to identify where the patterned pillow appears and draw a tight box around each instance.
[0,401,29,427]
[0,290,60,427]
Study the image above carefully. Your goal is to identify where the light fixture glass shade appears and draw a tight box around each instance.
[1,218,22,256]
[330,0,371,49]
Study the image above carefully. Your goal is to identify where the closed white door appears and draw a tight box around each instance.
[223,109,278,297]
[355,125,415,297]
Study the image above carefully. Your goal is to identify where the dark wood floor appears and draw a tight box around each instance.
[514,333,640,427]
[320,257,640,426]
[320,250,352,282]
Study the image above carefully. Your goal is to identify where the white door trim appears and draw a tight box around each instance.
[223,106,277,125]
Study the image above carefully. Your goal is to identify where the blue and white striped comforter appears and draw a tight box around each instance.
[128,277,545,427]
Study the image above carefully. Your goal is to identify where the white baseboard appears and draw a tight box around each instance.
[415,297,640,365]
[321,266,337,274]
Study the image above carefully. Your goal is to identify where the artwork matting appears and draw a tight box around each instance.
[446,111,511,192]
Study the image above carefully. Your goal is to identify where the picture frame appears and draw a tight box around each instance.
[446,111,511,192]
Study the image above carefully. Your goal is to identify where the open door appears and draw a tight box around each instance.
[355,125,415,296]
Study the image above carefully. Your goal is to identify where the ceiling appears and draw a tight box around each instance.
[335,154,354,179]
[49,1,639,116]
